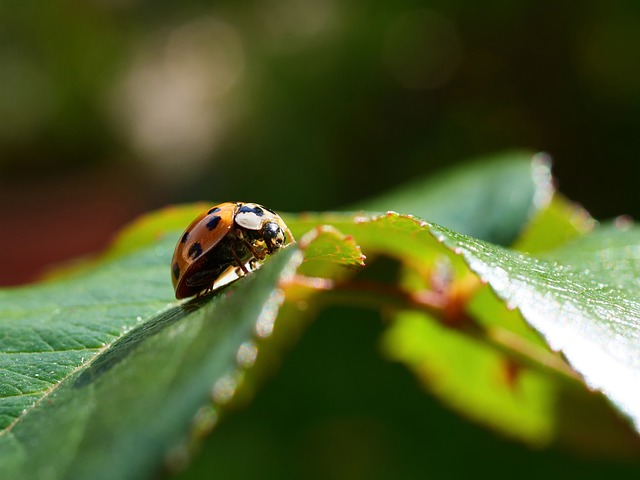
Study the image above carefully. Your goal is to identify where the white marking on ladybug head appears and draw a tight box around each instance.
[235,203,266,230]
[235,212,263,230]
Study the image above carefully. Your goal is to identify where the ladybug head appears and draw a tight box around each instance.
[263,221,286,253]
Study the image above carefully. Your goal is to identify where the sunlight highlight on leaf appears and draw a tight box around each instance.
[431,222,640,432]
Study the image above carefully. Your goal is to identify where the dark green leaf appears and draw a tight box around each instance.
[355,150,553,245]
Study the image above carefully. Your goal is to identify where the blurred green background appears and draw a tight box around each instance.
[1,1,639,284]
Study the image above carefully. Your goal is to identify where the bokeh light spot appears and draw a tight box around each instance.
[109,17,245,184]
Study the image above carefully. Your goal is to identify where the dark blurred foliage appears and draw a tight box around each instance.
[1,1,640,281]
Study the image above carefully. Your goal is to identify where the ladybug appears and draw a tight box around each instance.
[171,202,294,299]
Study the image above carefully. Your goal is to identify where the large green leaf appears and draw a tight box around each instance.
[0,241,302,480]
[355,150,552,245]
[0,205,210,435]
[0,198,369,479]
[430,220,640,432]
[0,242,174,432]
[286,210,640,450]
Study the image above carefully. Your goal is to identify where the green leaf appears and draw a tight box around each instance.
[382,310,560,444]
[287,210,638,450]
[289,213,444,266]
[297,225,366,267]
[0,239,175,432]
[355,150,553,245]
[0,208,304,479]
[512,194,595,253]
[430,220,640,432]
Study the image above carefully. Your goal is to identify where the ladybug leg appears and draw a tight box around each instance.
[242,241,264,261]
[248,257,259,270]
[229,245,250,275]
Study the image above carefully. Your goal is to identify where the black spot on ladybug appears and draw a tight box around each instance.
[206,215,222,230]
[172,262,181,279]
[188,242,203,259]
[207,207,221,215]
[181,231,189,243]
[265,207,277,214]
[238,205,264,216]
